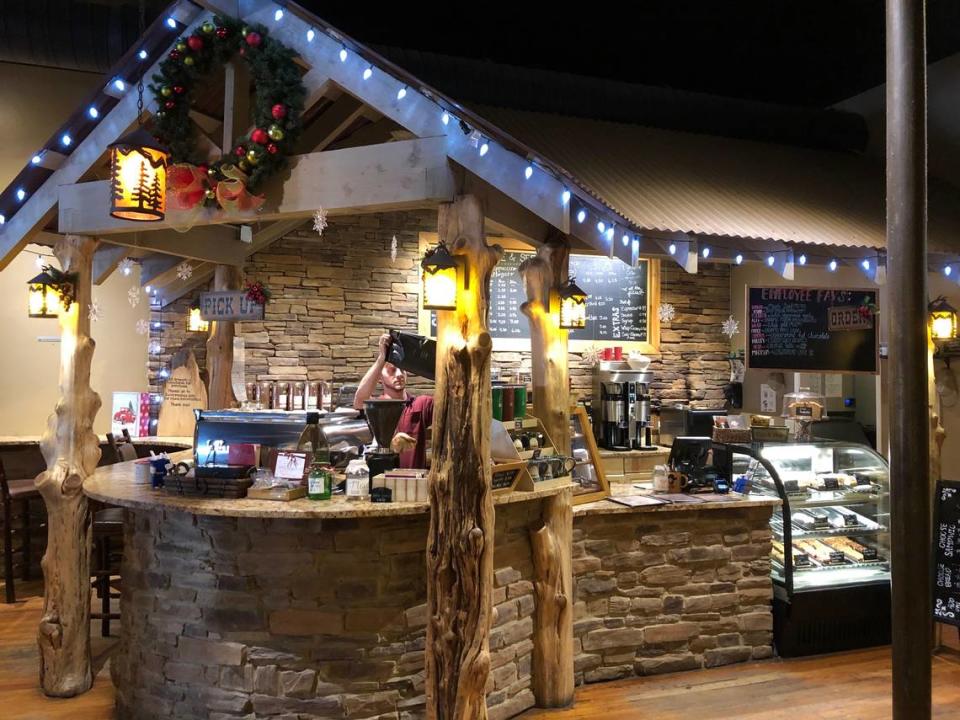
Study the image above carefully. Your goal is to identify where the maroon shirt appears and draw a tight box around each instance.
[387,394,433,469]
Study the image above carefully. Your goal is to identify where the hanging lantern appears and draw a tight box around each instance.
[187,305,209,333]
[421,241,460,311]
[929,296,958,341]
[108,128,169,221]
[558,277,588,330]
[27,269,74,318]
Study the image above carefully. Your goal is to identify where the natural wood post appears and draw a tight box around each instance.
[36,234,101,697]
[530,488,574,707]
[206,264,241,409]
[426,195,501,719]
[519,238,571,456]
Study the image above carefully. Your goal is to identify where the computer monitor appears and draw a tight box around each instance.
[667,436,713,470]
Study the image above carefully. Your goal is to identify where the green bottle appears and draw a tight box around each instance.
[307,462,332,501]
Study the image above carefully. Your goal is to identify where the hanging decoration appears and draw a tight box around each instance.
[135,318,150,335]
[420,241,461,311]
[858,294,879,319]
[721,315,740,338]
[390,234,398,262]
[148,340,163,355]
[150,15,306,214]
[88,302,103,323]
[658,302,676,323]
[581,345,602,367]
[27,266,77,319]
[176,261,194,281]
[313,207,328,237]
[244,280,271,305]
[128,286,142,308]
[118,258,135,276]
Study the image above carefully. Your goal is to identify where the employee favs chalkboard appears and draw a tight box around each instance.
[934,480,960,628]
[747,286,879,374]
[423,249,657,350]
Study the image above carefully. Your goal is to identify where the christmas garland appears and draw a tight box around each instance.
[150,15,306,212]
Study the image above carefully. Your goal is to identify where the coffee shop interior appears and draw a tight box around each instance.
[0,1,959,719]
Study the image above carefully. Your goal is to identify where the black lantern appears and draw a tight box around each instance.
[929,296,958,341]
[558,277,588,330]
[27,268,75,318]
[421,241,460,311]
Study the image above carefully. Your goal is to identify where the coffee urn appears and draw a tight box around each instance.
[362,398,411,478]
[594,361,656,450]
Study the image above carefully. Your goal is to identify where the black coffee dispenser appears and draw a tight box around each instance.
[363,398,410,477]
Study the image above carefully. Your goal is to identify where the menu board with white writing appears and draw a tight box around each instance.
[747,286,879,374]
[934,480,960,627]
[427,250,653,347]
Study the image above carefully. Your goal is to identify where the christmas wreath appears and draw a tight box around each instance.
[150,15,306,213]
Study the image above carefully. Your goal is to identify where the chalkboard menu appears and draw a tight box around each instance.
[747,286,879,374]
[934,480,960,627]
[427,250,653,347]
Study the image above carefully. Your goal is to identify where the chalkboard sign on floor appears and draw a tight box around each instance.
[419,243,659,351]
[934,480,960,627]
[746,286,879,374]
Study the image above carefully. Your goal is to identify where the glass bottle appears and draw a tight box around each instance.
[307,462,332,501]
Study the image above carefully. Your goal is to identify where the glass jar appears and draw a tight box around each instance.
[292,382,305,410]
[274,382,291,411]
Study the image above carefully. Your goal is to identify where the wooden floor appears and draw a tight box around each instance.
[3,580,960,719]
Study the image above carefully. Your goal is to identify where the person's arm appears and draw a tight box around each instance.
[353,333,391,409]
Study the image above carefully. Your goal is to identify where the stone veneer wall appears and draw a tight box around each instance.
[150,212,731,407]
[113,499,542,720]
[572,505,774,682]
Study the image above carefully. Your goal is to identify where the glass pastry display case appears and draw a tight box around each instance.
[714,440,891,657]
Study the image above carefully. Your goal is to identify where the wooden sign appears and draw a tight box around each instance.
[199,290,264,321]
[746,286,879,374]
[157,350,208,437]
[934,480,960,627]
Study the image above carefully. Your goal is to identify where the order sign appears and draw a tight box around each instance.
[199,290,264,321]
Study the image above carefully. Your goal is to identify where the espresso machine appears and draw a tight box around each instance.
[363,399,410,477]
[594,362,657,450]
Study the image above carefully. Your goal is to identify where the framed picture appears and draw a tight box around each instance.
[569,405,610,505]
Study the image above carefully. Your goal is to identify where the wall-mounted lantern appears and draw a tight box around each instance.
[929,296,958,341]
[557,277,588,330]
[27,267,76,319]
[187,304,210,333]
[421,241,461,311]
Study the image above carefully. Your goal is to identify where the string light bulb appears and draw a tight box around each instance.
[306,28,315,42]
[31,154,42,165]
[339,47,348,62]
[524,165,533,180]
[829,259,838,272]
[441,111,450,125]
[479,140,489,156]
[61,134,72,147]
[622,234,630,247]
[767,255,775,267]
[561,189,571,205]
[735,254,743,265]
[397,86,407,100]
[861,259,870,271]
[701,246,710,259]
[138,49,148,60]
[165,17,177,29]
[16,188,26,202]
[88,106,99,119]
[596,221,605,233]
[362,66,373,80]
[668,243,676,255]
[113,78,126,92]
[576,209,586,223]
[946,265,953,277]
[798,253,807,265]
[274,8,284,21]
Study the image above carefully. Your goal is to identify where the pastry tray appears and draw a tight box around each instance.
[772,507,886,539]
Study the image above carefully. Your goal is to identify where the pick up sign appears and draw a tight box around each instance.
[199,291,264,321]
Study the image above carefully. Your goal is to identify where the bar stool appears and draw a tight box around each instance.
[0,447,46,604]
[90,506,124,636]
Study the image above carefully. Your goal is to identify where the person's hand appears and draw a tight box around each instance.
[391,432,416,454]
[377,333,392,361]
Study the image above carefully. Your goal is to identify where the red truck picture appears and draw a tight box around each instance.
[113,406,136,425]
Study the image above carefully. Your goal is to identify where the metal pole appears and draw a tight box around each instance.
[886,1,932,718]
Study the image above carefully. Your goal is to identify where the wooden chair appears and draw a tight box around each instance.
[90,507,124,636]
[0,446,46,604]
[106,433,138,464]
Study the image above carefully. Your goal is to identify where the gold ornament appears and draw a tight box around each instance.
[238,160,250,172]
[183,55,195,66]
[246,150,260,165]
[175,41,187,52]
[207,166,218,178]
[205,188,216,200]
[161,86,173,97]
[267,124,285,141]
[201,21,215,34]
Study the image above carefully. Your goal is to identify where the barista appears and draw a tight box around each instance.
[354,333,434,469]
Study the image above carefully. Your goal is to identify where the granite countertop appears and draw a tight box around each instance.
[574,481,781,517]
[84,451,574,519]
[597,446,670,458]
[0,435,193,447]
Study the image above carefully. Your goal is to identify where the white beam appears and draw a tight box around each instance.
[656,237,698,274]
[58,137,455,235]
[0,0,203,271]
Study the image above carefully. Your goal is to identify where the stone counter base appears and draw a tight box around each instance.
[112,501,544,720]
[572,506,774,684]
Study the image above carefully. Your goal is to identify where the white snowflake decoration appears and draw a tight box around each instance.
[721,315,740,338]
[658,302,676,323]
[581,345,602,367]
[118,257,135,277]
[135,318,150,335]
[127,286,141,307]
[390,234,398,262]
[87,302,102,323]
[312,207,328,237]
[148,340,162,355]
[176,261,193,281]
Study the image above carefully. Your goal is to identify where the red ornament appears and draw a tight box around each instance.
[266,143,279,155]
[173,85,185,95]
[215,27,229,39]
[164,100,176,110]
[168,50,181,61]
[187,35,204,51]
[234,145,246,157]
[245,31,262,48]
[250,128,269,145]
[196,164,208,175]
[271,104,287,120]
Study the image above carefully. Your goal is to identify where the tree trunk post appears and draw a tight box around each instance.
[206,264,241,409]
[425,195,501,719]
[36,234,102,697]
[519,238,571,456]
[529,488,574,707]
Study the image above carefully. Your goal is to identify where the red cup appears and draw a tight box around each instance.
[601,347,613,361]
[613,346,623,360]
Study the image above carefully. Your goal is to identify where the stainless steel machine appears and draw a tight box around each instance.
[593,361,656,450]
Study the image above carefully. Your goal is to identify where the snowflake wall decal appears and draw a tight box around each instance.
[148,340,162,355]
[88,302,102,322]
[313,207,328,237]
[658,303,676,323]
[390,234,398,262]
[135,318,149,335]
[721,315,740,338]
[128,286,141,307]
[176,262,193,281]
[118,258,135,277]
[581,345,602,367]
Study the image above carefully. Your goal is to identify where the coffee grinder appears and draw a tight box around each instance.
[363,398,410,477]
[595,362,657,450]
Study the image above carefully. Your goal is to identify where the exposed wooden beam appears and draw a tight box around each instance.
[36,226,247,265]
[139,254,181,285]
[462,171,552,246]
[222,59,251,152]
[0,0,203,271]
[58,137,455,235]
[91,244,127,285]
[295,94,365,154]
[157,263,214,306]
[327,117,396,150]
